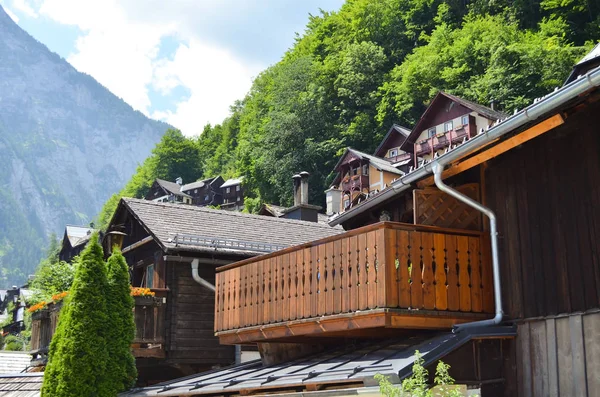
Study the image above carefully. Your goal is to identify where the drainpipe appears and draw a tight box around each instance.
[190,259,241,364]
[191,259,216,292]
[432,163,503,331]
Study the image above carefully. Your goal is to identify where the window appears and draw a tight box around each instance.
[226,187,231,194]
[236,185,240,192]
[461,115,469,125]
[237,196,241,202]
[444,121,453,132]
[389,149,398,157]
[204,195,210,201]
[362,164,369,176]
[344,198,350,209]
[146,264,154,288]
[352,167,358,176]
[194,189,198,193]
[428,128,436,137]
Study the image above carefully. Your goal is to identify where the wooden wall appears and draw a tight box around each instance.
[167,260,234,365]
[485,102,600,320]
[504,311,600,397]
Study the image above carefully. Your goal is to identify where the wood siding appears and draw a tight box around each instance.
[506,311,600,397]
[485,104,600,320]
[167,261,234,363]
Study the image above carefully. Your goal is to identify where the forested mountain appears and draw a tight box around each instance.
[0,5,169,286]
[101,0,596,222]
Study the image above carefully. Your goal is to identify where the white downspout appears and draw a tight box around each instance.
[191,259,216,292]
[190,259,241,363]
[432,163,503,331]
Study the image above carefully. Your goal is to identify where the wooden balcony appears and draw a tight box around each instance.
[214,222,494,344]
[341,174,369,193]
[132,289,167,358]
[29,289,168,363]
[415,127,471,157]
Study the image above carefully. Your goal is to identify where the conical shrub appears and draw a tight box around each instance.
[105,248,137,392]
[41,233,111,397]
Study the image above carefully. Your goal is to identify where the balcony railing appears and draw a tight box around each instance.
[29,288,168,363]
[341,174,369,193]
[214,222,494,344]
[415,126,471,156]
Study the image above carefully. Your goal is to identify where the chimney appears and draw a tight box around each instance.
[299,171,309,205]
[175,177,183,185]
[490,99,497,111]
[292,174,301,206]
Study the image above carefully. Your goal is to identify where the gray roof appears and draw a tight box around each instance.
[0,352,32,375]
[155,179,192,198]
[121,326,515,396]
[220,177,244,189]
[576,43,600,66]
[64,225,95,247]
[347,148,404,175]
[121,198,343,255]
[180,180,205,192]
[260,204,332,225]
[0,372,42,397]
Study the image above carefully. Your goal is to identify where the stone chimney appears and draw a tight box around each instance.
[175,177,183,185]
[283,171,322,223]
[292,174,301,206]
[299,171,309,205]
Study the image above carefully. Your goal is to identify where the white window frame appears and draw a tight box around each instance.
[461,115,469,125]
[444,121,453,132]
[362,164,369,176]
[428,128,436,137]
[389,149,398,157]
[226,187,231,194]
[236,185,240,192]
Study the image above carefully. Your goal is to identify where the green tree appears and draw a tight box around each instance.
[42,234,111,397]
[105,248,137,393]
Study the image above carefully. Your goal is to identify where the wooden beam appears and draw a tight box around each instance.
[122,235,153,254]
[417,114,565,188]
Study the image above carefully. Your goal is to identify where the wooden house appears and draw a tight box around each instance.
[219,177,244,210]
[373,124,414,171]
[326,148,404,215]
[406,92,506,167]
[181,176,224,206]
[102,198,343,384]
[58,225,95,262]
[127,53,600,396]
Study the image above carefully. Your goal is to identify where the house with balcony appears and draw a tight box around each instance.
[128,50,600,397]
[407,92,506,167]
[374,124,414,170]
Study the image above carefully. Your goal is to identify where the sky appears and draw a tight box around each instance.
[0,0,345,136]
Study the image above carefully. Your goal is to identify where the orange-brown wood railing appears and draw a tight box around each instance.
[214,222,494,333]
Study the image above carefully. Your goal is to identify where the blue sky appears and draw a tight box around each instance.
[0,0,345,136]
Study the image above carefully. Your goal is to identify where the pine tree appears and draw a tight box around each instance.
[105,248,137,393]
[41,233,111,397]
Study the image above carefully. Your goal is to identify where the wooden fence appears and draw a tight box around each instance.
[215,222,494,333]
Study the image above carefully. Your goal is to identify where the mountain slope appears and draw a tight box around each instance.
[0,6,169,286]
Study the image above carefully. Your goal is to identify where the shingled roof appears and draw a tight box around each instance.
[120,198,343,255]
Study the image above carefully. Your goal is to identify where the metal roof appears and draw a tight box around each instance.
[0,352,31,375]
[220,177,244,189]
[64,225,95,247]
[121,326,515,396]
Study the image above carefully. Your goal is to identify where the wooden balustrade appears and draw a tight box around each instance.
[215,222,494,343]
[29,289,168,362]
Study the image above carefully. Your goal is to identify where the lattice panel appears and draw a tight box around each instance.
[413,184,482,230]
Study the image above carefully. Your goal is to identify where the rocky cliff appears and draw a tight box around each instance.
[0,5,169,286]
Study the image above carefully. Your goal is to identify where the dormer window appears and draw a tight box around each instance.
[428,128,436,137]
[444,121,453,132]
[461,115,469,125]
[389,149,398,157]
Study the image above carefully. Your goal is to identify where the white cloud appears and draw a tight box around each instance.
[11,0,37,18]
[150,40,260,135]
[32,0,261,135]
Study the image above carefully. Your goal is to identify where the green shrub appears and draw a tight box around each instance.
[105,248,137,393]
[42,234,112,397]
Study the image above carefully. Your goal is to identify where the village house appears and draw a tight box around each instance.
[219,177,244,211]
[58,224,96,263]
[124,49,600,397]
